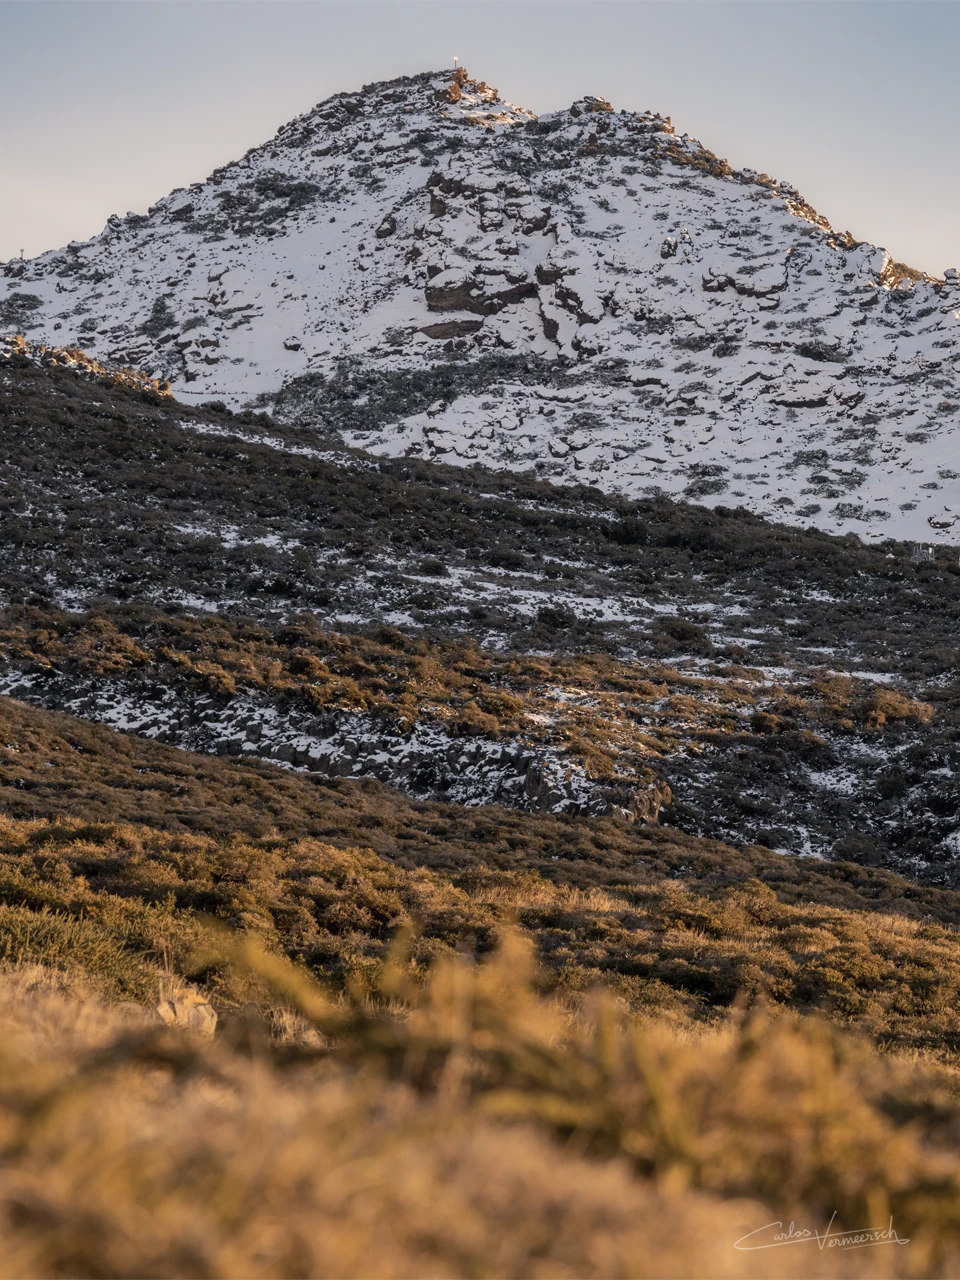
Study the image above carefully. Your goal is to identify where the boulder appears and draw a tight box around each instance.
[419,319,484,339]
[156,987,217,1037]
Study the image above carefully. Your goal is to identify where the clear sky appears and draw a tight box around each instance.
[3,0,958,275]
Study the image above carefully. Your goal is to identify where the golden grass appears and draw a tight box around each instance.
[0,608,934,793]
[5,808,960,1055]
[0,940,958,1278]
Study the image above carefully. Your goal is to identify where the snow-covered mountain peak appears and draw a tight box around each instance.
[4,68,960,543]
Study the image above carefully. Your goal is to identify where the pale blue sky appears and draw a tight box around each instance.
[3,1,959,274]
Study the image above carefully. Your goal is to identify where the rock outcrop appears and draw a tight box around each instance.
[4,67,960,542]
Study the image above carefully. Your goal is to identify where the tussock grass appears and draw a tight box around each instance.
[3,806,960,1054]
[3,697,960,1058]
[2,694,956,931]
[0,943,958,1278]
[0,608,934,783]
[0,706,957,1273]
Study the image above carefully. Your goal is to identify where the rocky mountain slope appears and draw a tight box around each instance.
[6,69,960,1273]
[3,68,960,542]
[3,352,960,881]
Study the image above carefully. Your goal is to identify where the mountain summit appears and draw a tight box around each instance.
[4,67,960,541]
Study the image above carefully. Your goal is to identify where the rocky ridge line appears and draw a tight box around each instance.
[3,68,959,542]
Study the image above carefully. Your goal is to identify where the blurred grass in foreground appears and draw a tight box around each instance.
[1,935,960,1278]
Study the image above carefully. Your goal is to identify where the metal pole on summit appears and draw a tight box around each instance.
[453,55,459,68]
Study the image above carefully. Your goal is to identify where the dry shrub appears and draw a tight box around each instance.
[251,933,960,1238]
[0,940,959,1277]
[0,607,929,799]
[7,810,960,1055]
[863,687,935,729]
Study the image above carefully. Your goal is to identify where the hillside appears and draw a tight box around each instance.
[1,353,960,877]
[3,68,960,542]
[4,340,960,671]
[3,691,960,1048]
[3,66,960,1277]
[2,696,960,1274]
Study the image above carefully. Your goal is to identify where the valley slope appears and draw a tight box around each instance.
[2,351,960,880]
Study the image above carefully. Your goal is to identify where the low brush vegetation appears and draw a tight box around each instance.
[1,697,960,1058]
[3,355,960,677]
[3,603,955,876]
[2,938,960,1277]
[0,693,957,923]
[3,361,960,1275]
[7,810,960,1058]
[0,601,936,798]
